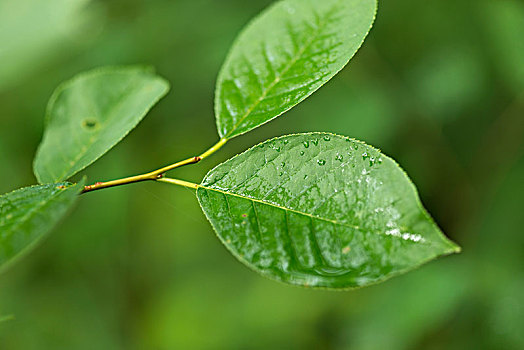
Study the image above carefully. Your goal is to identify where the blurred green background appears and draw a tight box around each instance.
[1,0,523,349]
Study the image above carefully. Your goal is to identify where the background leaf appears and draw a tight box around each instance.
[215,0,377,139]
[0,181,84,272]
[33,66,170,184]
[197,133,459,288]
[0,0,100,93]
[481,0,524,93]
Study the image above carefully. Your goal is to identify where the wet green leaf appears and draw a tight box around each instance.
[0,181,84,272]
[215,0,377,139]
[197,133,459,289]
[33,66,170,184]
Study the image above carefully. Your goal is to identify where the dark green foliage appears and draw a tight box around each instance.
[0,181,84,271]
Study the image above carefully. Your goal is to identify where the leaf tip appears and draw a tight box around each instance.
[450,242,462,254]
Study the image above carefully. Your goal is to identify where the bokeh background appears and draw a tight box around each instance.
[1,0,523,349]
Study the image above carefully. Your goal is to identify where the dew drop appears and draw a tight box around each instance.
[279,172,283,176]
[283,139,289,144]
[303,141,309,148]
[317,159,326,166]
[281,162,285,167]
[275,147,281,152]
[304,174,308,179]
[300,151,305,156]
[285,5,296,14]
[323,135,331,141]
[362,151,368,160]
[312,139,319,146]
[335,154,343,162]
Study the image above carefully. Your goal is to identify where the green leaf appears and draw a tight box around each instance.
[33,66,170,184]
[197,133,460,289]
[215,0,377,139]
[0,181,84,272]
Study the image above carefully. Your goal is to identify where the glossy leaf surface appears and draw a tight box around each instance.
[0,181,84,271]
[215,0,377,139]
[33,66,170,184]
[197,133,460,288]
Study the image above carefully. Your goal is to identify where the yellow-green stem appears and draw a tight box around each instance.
[82,138,227,193]
[157,177,199,190]
[199,138,227,159]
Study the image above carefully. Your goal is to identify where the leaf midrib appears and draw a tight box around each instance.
[199,185,431,246]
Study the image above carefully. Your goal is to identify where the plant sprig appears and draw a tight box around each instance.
[0,0,460,289]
